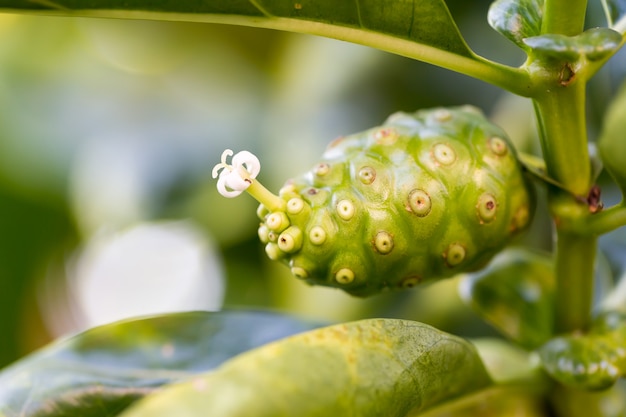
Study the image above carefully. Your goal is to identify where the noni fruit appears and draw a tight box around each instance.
[214,106,534,296]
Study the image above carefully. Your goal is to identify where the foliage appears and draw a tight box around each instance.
[0,0,625,416]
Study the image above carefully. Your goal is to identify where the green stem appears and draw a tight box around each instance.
[532,77,590,197]
[531,63,596,333]
[564,203,626,235]
[553,232,597,332]
[247,180,286,212]
[541,0,588,36]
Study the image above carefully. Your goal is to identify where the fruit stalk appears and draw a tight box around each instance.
[541,0,587,36]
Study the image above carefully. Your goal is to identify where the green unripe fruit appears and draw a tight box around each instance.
[257,106,534,296]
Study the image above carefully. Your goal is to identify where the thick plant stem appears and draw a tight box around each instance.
[532,70,596,333]
[541,0,588,36]
[533,82,590,197]
[554,231,597,332]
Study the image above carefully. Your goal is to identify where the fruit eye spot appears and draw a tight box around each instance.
[374,128,398,145]
[265,243,282,260]
[374,231,394,254]
[401,276,421,289]
[432,143,456,165]
[408,189,432,216]
[336,199,356,220]
[266,212,290,232]
[313,163,330,177]
[257,204,270,221]
[358,166,376,184]
[445,243,466,267]
[489,137,508,156]
[278,236,293,251]
[287,198,305,214]
[258,224,270,243]
[278,226,302,253]
[307,188,319,195]
[335,268,355,284]
[279,182,296,197]
[291,267,308,279]
[309,226,327,245]
[477,193,497,223]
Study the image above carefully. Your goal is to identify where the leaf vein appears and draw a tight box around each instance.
[407,0,417,40]
[248,0,272,18]
[26,0,68,10]
[354,0,363,28]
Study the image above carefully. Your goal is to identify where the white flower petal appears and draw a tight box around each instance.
[212,149,261,198]
[223,170,250,191]
[216,175,244,198]
[232,150,260,179]
[211,149,234,178]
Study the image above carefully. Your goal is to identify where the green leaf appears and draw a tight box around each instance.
[599,80,626,197]
[0,0,531,94]
[420,386,549,417]
[121,319,493,417]
[0,310,326,417]
[549,381,626,417]
[0,0,472,57]
[488,0,544,50]
[523,28,623,61]
[460,248,555,349]
[539,311,626,391]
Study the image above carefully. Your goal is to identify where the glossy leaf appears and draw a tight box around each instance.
[523,28,623,61]
[488,0,544,50]
[0,0,472,58]
[0,0,538,94]
[599,80,626,197]
[460,248,554,349]
[549,381,626,417]
[421,339,549,416]
[0,310,326,417]
[121,319,493,417]
[539,311,626,391]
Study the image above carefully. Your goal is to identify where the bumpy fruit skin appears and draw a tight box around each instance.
[258,106,533,296]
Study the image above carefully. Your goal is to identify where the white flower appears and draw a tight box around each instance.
[212,149,261,198]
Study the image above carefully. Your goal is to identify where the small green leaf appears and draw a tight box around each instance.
[488,0,544,50]
[539,311,626,391]
[550,381,626,417]
[523,28,623,61]
[518,151,572,191]
[0,310,326,417]
[460,248,554,349]
[121,319,493,417]
[599,80,626,197]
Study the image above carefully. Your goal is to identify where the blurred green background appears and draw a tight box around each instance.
[0,0,622,369]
